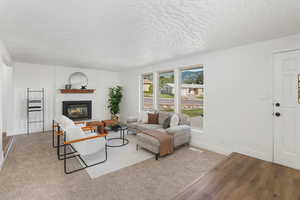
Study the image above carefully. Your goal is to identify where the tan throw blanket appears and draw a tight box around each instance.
[141,130,174,156]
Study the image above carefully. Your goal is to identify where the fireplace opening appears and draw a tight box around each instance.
[62,101,92,120]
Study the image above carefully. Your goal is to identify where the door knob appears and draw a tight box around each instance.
[275,112,281,117]
[275,102,280,107]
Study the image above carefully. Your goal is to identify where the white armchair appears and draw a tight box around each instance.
[52,115,97,160]
[63,126,107,174]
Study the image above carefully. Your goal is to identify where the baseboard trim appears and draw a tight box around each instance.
[237,147,271,162]
[4,136,15,159]
[190,140,231,156]
[0,154,3,170]
[191,138,271,162]
[0,159,4,171]
[0,136,15,170]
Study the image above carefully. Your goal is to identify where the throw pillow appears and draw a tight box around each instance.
[148,113,159,124]
[170,114,179,127]
[158,111,171,125]
[162,116,171,129]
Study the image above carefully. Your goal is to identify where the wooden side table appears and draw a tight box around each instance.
[102,119,118,133]
[86,121,105,134]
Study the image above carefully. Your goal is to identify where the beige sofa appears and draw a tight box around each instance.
[126,111,191,159]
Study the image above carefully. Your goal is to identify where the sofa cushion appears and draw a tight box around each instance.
[166,125,190,136]
[158,111,171,125]
[136,133,160,154]
[155,128,167,133]
[127,117,138,123]
[135,123,163,131]
[127,122,139,129]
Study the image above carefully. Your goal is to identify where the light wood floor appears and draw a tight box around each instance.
[173,153,300,200]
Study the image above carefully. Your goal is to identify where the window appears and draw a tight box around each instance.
[181,67,203,129]
[140,66,204,130]
[142,73,154,110]
[159,71,175,112]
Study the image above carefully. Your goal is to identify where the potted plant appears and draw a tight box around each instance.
[108,85,123,120]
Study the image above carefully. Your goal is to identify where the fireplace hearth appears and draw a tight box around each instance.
[62,101,92,120]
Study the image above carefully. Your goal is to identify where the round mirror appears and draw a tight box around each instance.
[69,72,88,89]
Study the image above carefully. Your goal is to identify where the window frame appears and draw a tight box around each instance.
[139,64,204,131]
[141,73,154,111]
[158,70,175,112]
[179,66,204,130]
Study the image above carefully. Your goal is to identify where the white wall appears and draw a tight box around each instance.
[0,60,3,167]
[13,63,120,135]
[54,66,120,122]
[0,40,12,168]
[2,65,14,135]
[0,62,12,168]
[13,63,56,134]
[120,34,300,162]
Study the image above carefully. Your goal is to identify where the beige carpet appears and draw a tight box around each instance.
[0,132,226,200]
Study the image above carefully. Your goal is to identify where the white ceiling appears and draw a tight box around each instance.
[1,0,300,71]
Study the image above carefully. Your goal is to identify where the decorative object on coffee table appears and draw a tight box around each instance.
[107,85,123,120]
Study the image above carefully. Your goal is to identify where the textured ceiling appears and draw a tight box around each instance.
[1,0,300,71]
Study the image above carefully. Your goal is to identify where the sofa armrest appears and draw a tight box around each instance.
[127,117,138,124]
[166,125,191,135]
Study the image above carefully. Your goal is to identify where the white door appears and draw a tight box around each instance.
[273,50,300,170]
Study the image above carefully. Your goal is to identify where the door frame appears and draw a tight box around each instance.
[272,47,300,164]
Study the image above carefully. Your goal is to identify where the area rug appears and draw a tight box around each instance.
[81,131,153,179]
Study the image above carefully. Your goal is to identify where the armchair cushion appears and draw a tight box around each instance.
[60,115,76,130]
[65,127,106,156]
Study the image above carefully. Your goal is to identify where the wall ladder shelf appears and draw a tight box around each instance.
[27,88,45,135]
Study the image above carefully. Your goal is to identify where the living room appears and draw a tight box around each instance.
[1,1,300,200]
